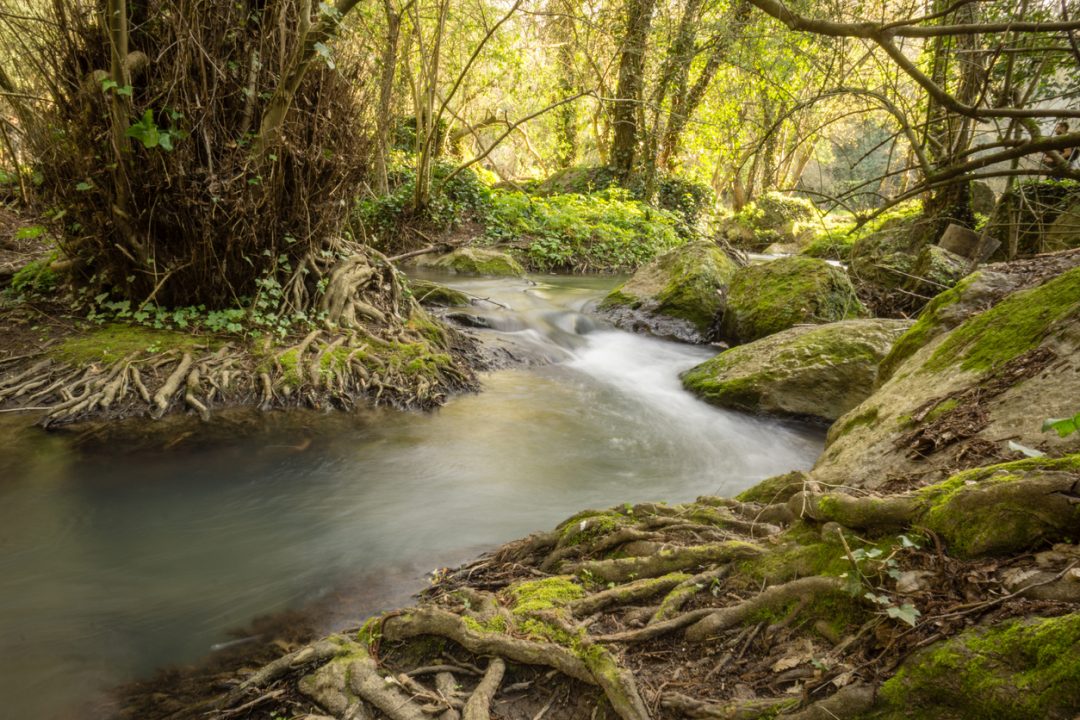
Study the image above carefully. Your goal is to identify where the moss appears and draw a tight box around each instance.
[556,510,628,546]
[918,455,1080,557]
[52,323,214,365]
[830,406,880,442]
[409,279,469,307]
[877,272,979,382]
[506,577,586,616]
[924,397,959,422]
[876,614,1080,719]
[736,471,809,504]
[925,266,1080,374]
[720,256,865,343]
[681,368,767,410]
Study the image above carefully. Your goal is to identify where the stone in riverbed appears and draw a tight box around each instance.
[598,240,738,343]
[418,247,525,277]
[682,318,911,422]
[718,256,865,345]
[409,279,470,307]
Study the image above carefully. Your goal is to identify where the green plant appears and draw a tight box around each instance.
[9,256,59,296]
[1043,412,1080,437]
[841,534,923,627]
[485,188,684,272]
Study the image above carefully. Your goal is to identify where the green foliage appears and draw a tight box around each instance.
[485,188,684,272]
[356,157,491,238]
[1043,412,1080,438]
[10,256,58,296]
[125,109,184,151]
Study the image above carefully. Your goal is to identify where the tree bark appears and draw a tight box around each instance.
[610,0,657,181]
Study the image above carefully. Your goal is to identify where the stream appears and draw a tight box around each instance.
[0,272,824,718]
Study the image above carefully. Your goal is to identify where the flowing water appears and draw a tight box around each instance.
[0,273,824,718]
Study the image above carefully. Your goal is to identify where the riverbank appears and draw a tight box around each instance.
[109,253,1080,720]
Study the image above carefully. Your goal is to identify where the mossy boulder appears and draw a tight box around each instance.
[906,244,968,297]
[409,279,470,307]
[815,264,1080,490]
[919,456,1080,558]
[418,247,525,277]
[718,256,865,344]
[871,614,1080,719]
[682,319,910,422]
[719,193,817,251]
[849,212,927,291]
[598,240,738,343]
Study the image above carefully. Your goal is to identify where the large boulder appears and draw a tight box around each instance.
[849,212,927,291]
[682,319,911,422]
[417,247,525,277]
[907,244,969,297]
[815,262,1080,490]
[598,240,738,343]
[719,256,865,344]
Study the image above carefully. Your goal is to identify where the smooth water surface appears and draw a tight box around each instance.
[0,273,824,718]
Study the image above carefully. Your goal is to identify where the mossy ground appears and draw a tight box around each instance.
[52,323,217,365]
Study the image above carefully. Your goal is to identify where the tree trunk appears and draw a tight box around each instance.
[374,0,404,194]
[610,0,657,181]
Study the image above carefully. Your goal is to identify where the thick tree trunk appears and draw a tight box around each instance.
[610,0,657,181]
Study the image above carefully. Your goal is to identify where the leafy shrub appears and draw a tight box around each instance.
[801,201,924,261]
[485,188,684,272]
[10,256,58,296]
[355,157,491,242]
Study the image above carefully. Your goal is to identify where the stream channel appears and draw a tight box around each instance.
[0,272,825,718]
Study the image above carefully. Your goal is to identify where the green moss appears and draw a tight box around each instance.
[877,273,979,383]
[830,406,880,442]
[924,398,959,422]
[556,510,628,546]
[409,279,469,307]
[720,256,864,343]
[876,615,1080,719]
[681,368,767,410]
[52,324,213,365]
[505,577,585,616]
[925,266,1080,374]
[429,248,525,277]
[918,455,1080,557]
[736,471,809,504]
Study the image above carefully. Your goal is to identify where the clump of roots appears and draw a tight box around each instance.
[0,248,477,426]
[123,461,1080,719]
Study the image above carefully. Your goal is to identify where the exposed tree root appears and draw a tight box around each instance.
[126,459,1080,720]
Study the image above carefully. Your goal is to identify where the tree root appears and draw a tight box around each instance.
[569,541,762,583]
[661,692,796,719]
[461,657,504,720]
[685,577,848,642]
[569,573,690,616]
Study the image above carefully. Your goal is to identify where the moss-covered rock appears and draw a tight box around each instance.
[597,240,738,343]
[719,256,865,344]
[682,319,910,422]
[815,265,1080,489]
[871,614,1080,719]
[906,244,968,297]
[919,455,1080,557]
[418,247,525,277]
[408,279,470,307]
[736,470,809,504]
[849,211,927,291]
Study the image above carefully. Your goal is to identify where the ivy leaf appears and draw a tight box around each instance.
[1043,413,1080,438]
[313,42,335,69]
[886,603,921,627]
